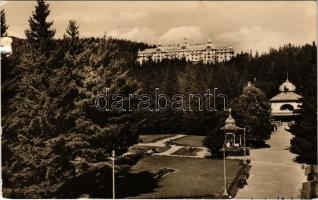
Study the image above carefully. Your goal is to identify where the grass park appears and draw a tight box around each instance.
[129,156,244,198]
[174,135,205,147]
[123,134,247,198]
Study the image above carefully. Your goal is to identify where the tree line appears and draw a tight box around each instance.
[1,0,317,197]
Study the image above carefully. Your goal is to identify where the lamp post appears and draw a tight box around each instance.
[223,142,228,196]
[243,128,246,164]
[111,150,116,199]
[221,108,246,197]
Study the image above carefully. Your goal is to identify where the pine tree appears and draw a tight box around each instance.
[1,9,8,37]
[25,0,55,51]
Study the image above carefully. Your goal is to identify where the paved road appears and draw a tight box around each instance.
[236,125,307,198]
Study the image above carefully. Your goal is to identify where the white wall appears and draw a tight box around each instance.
[270,101,302,116]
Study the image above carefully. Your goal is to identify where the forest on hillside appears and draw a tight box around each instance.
[1,1,317,198]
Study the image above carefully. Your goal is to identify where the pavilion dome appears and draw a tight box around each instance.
[221,108,244,131]
[225,109,235,125]
[279,79,296,92]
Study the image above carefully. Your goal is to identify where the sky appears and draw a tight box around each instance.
[1,1,316,53]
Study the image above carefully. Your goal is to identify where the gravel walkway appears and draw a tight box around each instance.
[236,125,307,198]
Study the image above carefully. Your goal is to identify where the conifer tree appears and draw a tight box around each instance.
[290,99,317,164]
[64,19,79,41]
[63,19,81,58]
[1,9,8,37]
[25,0,55,50]
[290,63,317,164]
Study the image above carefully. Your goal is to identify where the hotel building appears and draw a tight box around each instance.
[137,40,234,64]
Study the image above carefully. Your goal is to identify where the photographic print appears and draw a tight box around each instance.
[1,0,317,199]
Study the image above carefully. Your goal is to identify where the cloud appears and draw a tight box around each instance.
[217,26,287,53]
[107,26,206,45]
[117,11,147,21]
[158,26,204,44]
[67,11,147,24]
[2,1,315,52]
[0,1,8,7]
[108,27,156,43]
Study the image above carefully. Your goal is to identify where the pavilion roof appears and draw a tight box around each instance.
[220,124,244,131]
[270,91,303,102]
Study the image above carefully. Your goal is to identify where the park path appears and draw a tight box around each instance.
[137,134,209,158]
[236,125,307,198]
[137,134,186,147]
[155,145,183,156]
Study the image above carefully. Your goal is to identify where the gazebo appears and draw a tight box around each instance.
[220,108,244,148]
[220,108,249,197]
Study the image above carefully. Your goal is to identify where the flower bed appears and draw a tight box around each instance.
[171,147,201,156]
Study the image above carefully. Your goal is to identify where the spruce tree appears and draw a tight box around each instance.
[1,9,8,37]
[63,19,81,57]
[2,2,59,197]
[290,99,317,164]
[290,61,317,164]
[25,0,55,50]
[64,19,79,41]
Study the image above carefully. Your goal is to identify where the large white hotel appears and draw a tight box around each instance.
[137,39,234,65]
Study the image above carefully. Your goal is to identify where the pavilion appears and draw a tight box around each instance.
[221,109,244,148]
[270,76,303,121]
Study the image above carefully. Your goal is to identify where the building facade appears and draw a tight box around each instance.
[137,40,234,64]
[270,77,303,121]
[0,36,13,56]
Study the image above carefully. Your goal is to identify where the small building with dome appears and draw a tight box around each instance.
[270,76,303,121]
[221,108,244,147]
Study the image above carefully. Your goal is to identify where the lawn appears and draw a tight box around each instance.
[129,156,243,198]
[139,134,175,143]
[174,135,205,147]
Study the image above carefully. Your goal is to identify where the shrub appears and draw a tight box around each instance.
[225,147,249,157]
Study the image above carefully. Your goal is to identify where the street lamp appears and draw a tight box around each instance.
[111,150,116,199]
[222,142,228,197]
[220,108,248,197]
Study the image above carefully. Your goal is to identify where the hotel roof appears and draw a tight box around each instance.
[139,43,233,54]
